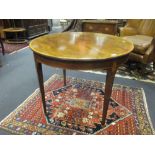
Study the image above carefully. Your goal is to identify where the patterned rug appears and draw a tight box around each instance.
[0,74,154,135]
[0,42,28,54]
[118,62,155,83]
[85,62,155,84]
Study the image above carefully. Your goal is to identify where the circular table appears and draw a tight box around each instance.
[3,27,27,43]
[29,32,133,126]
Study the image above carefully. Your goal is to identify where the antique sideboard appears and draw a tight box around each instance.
[81,20,118,35]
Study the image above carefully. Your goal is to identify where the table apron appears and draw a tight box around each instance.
[33,53,129,70]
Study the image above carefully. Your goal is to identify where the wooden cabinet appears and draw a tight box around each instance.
[22,19,49,39]
[82,20,118,35]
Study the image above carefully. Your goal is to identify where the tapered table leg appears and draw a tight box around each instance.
[63,69,66,86]
[34,56,47,116]
[101,67,117,126]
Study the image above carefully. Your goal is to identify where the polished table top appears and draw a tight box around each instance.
[30,32,134,61]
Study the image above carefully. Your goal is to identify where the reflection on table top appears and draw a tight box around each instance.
[30,32,134,61]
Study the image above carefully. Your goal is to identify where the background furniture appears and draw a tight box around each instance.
[22,19,49,39]
[120,19,155,37]
[63,19,81,32]
[0,19,49,39]
[60,19,71,29]
[81,20,118,35]
[120,19,155,69]
[3,27,27,44]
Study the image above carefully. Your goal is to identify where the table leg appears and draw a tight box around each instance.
[101,67,117,126]
[63,69,66,86]
[34,58,47,116]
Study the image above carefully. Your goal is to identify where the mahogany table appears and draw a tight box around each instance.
[29,32,133,126]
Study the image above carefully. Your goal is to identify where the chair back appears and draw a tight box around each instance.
[126,19,142,29]
[138,19,155,37]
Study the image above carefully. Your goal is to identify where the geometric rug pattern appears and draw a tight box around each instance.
[0,74,154,135]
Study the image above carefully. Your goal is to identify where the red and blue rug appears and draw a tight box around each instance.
[0,74,154,135]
